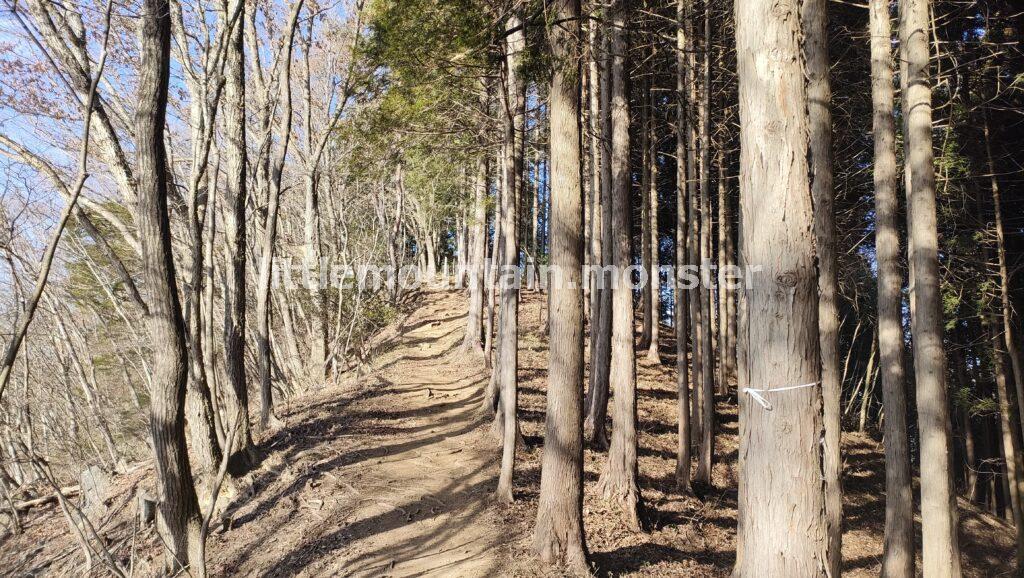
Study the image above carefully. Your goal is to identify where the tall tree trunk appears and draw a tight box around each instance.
[724,155,737,388]
[463,98,489,354]
[694,7,715,486]
[869,0,914,573]
[582,70,592,327]
[222,0,256,468]
[495,11,524,503]
[983,111,1024,568]
[716,146,729,396]
[646,97,662,364]
[585,15,614,448]
[487,84,507,421]
[639,76,653,352]
[989,315,1024,544]
[900,0,963,573]
[303,171,326,380]
[534,0,589,568]
[733,0,828,571]
[531,135,542,291]
[674,0,692,493]
[180,39,222,497]
[686,5,703,443]
[203,185,224,447]
[483,162,503,376]
[136,0,204,571]
[300,22,326,381]
[984,112,1024,446]
[589,19,602,337]
[803,0,842,570]
[255,0,304,431]
[185,205,222,501]
[597,0,644,530]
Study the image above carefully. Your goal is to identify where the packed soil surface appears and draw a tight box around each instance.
[0,289,1017,576]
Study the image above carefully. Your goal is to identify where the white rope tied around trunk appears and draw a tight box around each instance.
[742,382,820,411]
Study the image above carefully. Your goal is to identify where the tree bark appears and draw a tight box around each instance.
[694,7,714,487]
[733,0,828,571]
[222,0,256,469]
[989,314,1024,555]
[136,0,204,571]
[495,11,524,503]
[531,130,542,291]
[685,5,703,443]
[982,110,1024,568]
[646,92,662,364]
[182,65,222,502]
[483,159,503,376]
[300,21,328,378]
[803,0,842,570]
[462,97,489,354]
[585,14,614,449]
[597,0,644,531]
[534,0,590,569]
[900,0,963,573]
[869,0,914,573]
[588,18,602,340]
[255,0,304,431]
[640,75,653,352]
[716,146,730,396]
[674,0,692,494]
[983,112,1024,448]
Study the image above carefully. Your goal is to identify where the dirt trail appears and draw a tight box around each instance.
[0,290,504,577]
[324,291,502,576]
[208,290,503,577]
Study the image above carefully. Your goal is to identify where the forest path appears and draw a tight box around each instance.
[210,290,503,577]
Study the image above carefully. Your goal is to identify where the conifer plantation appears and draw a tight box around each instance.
[1,0,1024,575]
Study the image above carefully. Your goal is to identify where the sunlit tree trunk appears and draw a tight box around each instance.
[255,0,304,430]
[495,10,524,503]
[534,0,589,568]
[646,92,662,364]
[900,0,962,573]
[716,147,729,396]
[869,0,914,573]
[733,0,828,571]
[597,0,644,530]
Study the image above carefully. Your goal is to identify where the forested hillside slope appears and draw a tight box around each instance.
[2,290,1016,576]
